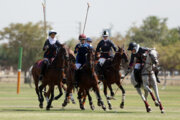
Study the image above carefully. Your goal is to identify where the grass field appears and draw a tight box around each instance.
[0,83,180,120]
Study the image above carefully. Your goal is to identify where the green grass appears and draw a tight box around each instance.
[0,83,180,120]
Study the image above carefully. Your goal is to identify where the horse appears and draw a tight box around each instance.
[44,47,76,105]
[130,49,164,113]
[63,48,106,111]
[32,44,68,110]
[96,47,128,110]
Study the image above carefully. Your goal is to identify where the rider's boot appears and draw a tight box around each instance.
[154,68,160,83]
[134,69,141,88]
[96,63,104,80]
[38,60,48,81]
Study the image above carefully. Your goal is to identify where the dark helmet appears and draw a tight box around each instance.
[127,42,137,51]
[79,34,86,40]
[86,37,92,42]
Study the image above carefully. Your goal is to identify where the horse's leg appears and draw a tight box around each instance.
[116,82,125,109]
[136,88,151,112]
[54,84,63,100]
[70,92,76,104]
[108,85,114,97]
[86,90,95,110]
[78,88,85,110]
[46,84,54,110]
[44,86,50,106]
[82,91,86,106]
[34,76,42,108]
[103,83,111,110]
[38,84,45,109]
[151,75,164,113]
[143,76,160,108]
[93,84,106,111]
[144,89,148,101]
[62,84,73,107]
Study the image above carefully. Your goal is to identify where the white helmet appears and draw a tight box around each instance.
[102,30,109,37]
[48,30,57,36]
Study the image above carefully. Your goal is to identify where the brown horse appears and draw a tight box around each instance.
[96,47,128,110]
[63,48,106,111]
[44,47,76,104]
[32,44,68,110]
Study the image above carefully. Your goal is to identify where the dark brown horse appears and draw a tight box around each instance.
[44,48,76,104]
[63,48,106,111]
[32,44,68,110]
[96,47,128,110]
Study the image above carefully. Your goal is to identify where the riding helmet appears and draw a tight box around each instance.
[102,30,109,37]
[127,42,137,51]
[86,37,92,42]
[49,30,57,36]
[79,34,86,40]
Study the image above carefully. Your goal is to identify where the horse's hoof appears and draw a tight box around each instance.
[72,100,76,104]
[146,107,152,113]
[80,106,85,110]
[120,102,124,109]
[161,109,165,114]
[155,101,159,107]
[97,102,101,106]
[39,104,43,109]
[91,105,95,110]
[107,96,111,100]
[102,105,106,111]
[62,102,67,107]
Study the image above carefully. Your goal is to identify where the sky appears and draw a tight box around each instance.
[0,0,180,43]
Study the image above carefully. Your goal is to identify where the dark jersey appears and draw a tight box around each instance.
[129,47,149,66]
[96,40,117,58]
[74,43,91,65]
[43,39,61,59]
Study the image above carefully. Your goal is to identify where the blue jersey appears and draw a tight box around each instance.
[74,43,91,64]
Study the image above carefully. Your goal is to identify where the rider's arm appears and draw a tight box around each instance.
[56,40,61,48]
[110,41,117,52]
[129,54,135,67]
[74,44,79,54]
[43,40,49,51]
[96,41,102,52]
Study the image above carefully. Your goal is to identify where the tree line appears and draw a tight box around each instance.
[0,16,180,75]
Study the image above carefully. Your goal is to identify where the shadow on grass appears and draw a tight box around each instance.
[1,107,138,114]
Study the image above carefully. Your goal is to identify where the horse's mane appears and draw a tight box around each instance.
[149,48,158,58]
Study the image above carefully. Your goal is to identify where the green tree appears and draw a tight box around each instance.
[126,16,169,47]
[0,22,52,72]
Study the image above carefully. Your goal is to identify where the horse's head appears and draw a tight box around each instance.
[54,44,69,68]
[143,49,159,72]
[149,49,159,65]
[86,48,95,69]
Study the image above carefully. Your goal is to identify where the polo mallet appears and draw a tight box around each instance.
[82,3,90,34]
[113,71,130,98]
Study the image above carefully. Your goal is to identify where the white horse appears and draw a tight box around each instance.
[130,49,164,113]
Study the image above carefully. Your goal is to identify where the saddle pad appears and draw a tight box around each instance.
[135,63,141,69]
[36,59,44,68]
[75,63,81,69]
[99,58,106,66]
